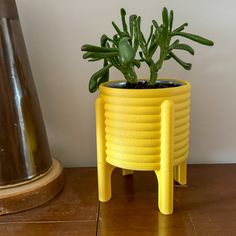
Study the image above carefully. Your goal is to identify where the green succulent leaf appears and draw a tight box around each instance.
[83,52,119,59]
[162,7,169,27]
[147,25,154,46]
[169,51,192,70]
[89,64,112,93]
[133,17,140,52]
[149,38,159,58]
[173,23,188,32]
[137,17,145,41]
[162,7,169,39]
[169,39,180,48]
[112,34,120,46]
[118,37,135,65]
[88,58,101,62]
[107,57,120,68]
[100,35,110,84]
[100,51,110,86]
[112,21,123,37]
[148,31,159,56]
[120,8,128,33]
[100,34,108,46]
[82,7,214,91]
[172,31,214,46]
[152,20,161,33]
[136,16,148,57]
[129,14,137,38]
[169,10,174,31]
[171,43,195,55]
[81,44,119,52]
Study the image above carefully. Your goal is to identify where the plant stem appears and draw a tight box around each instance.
[149,63,158,86]
[148,49,165,86]
[123,66,138,84]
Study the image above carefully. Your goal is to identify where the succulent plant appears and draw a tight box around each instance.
[81,7,214,92]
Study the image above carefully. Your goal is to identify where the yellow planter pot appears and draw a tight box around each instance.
[96,79,191,215]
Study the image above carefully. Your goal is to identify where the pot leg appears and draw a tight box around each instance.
[155,169,173,215]
[97,162,115,202]
[156,100,174,215]
[122,169,134,176]
[174,161,187,185]
[96,97,115,201]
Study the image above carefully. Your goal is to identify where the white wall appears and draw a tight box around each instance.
[15,0,236,166]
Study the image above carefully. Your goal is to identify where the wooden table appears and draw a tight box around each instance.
[1,165,236,235]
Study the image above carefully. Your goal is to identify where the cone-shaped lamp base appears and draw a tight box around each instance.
[0,159,63,216]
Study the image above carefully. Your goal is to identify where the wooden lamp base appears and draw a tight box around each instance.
[0,159,64,216]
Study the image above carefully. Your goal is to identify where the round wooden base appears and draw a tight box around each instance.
[0,159,64,216]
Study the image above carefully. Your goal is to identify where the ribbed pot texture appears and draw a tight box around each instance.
[99,79,191,171]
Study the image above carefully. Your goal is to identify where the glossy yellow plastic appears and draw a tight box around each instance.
[96,79,191,215]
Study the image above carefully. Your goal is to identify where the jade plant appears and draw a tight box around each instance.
[81,7,214,92]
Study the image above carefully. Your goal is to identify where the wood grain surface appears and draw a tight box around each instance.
[98,165,236,236]
[1,165,236,236]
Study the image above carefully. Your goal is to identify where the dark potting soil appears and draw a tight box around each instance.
[109,80,182,89]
